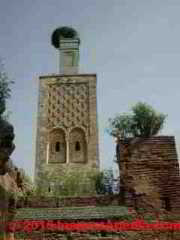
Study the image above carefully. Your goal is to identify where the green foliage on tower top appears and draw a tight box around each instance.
[108,102,167,139]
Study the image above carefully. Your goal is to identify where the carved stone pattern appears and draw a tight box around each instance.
[47,83,89,129]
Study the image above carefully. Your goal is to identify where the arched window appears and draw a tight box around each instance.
[49,129,66,163]
[75,141,81,151]
[55,142,60,152]
[69,128,87,163]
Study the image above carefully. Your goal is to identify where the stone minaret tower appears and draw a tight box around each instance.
[35,27,99,186]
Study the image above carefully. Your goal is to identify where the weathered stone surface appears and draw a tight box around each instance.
[116,136,180,212]
[35,74,99,187]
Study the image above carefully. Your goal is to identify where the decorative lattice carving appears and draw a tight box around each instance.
[47,83,89,129]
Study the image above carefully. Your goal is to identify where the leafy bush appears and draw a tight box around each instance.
[35,166,98,197]
[108,102,167,139]
[35,166,116,197]
[91,169,114,195]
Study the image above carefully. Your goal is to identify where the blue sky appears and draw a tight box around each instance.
[0,0,180,179]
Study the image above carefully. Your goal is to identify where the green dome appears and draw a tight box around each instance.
[51,26,80,49]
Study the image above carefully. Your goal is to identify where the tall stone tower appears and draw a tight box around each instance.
[35,27,99,186]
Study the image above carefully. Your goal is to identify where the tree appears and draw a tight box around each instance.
[91,169,114,195]
[0,60,14,117]
[108,102,167,139]
[93,171,106,195]
[0,61,15,167]
[132,102,167,137]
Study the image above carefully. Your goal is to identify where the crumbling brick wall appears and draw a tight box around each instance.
[116,136,180,212]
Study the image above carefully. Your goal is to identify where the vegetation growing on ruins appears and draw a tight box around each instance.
[108,102,167,139]
[34,166,115,197]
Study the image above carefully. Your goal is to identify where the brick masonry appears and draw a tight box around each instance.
[116,136,180,212]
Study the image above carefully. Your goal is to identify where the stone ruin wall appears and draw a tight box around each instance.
[116,136,180,212]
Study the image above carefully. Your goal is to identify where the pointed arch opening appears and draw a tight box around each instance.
[69,128,87,163]
[48,128,66,163]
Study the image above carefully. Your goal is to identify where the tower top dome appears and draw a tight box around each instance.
[51,26,80,49]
